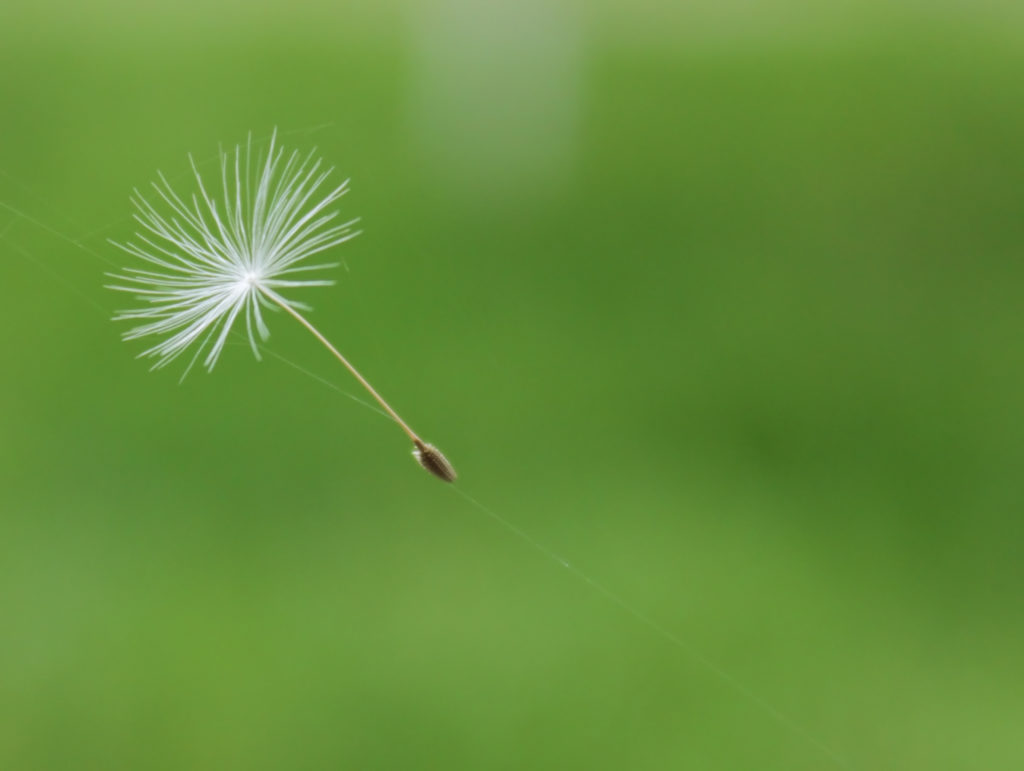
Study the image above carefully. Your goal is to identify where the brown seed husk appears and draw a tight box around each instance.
[413,440,457,482]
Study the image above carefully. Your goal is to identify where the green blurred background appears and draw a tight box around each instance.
[1,2,1022,769]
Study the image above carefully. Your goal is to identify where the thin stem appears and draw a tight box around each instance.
[260,286,421,443]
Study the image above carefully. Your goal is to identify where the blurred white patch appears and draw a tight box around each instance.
[406,0,584,201]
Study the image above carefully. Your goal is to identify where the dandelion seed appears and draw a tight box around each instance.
[109,129,456,482]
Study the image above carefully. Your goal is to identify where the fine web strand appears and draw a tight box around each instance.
[256,344,389,420]
[1,165,853,770]
[0,201,383,421]
[259,285,421,443]
[2,233,109,315]
[0,198,118,268]
[449,486,853,770]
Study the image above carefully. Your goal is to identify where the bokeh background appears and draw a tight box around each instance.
[2,2,1023,769]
